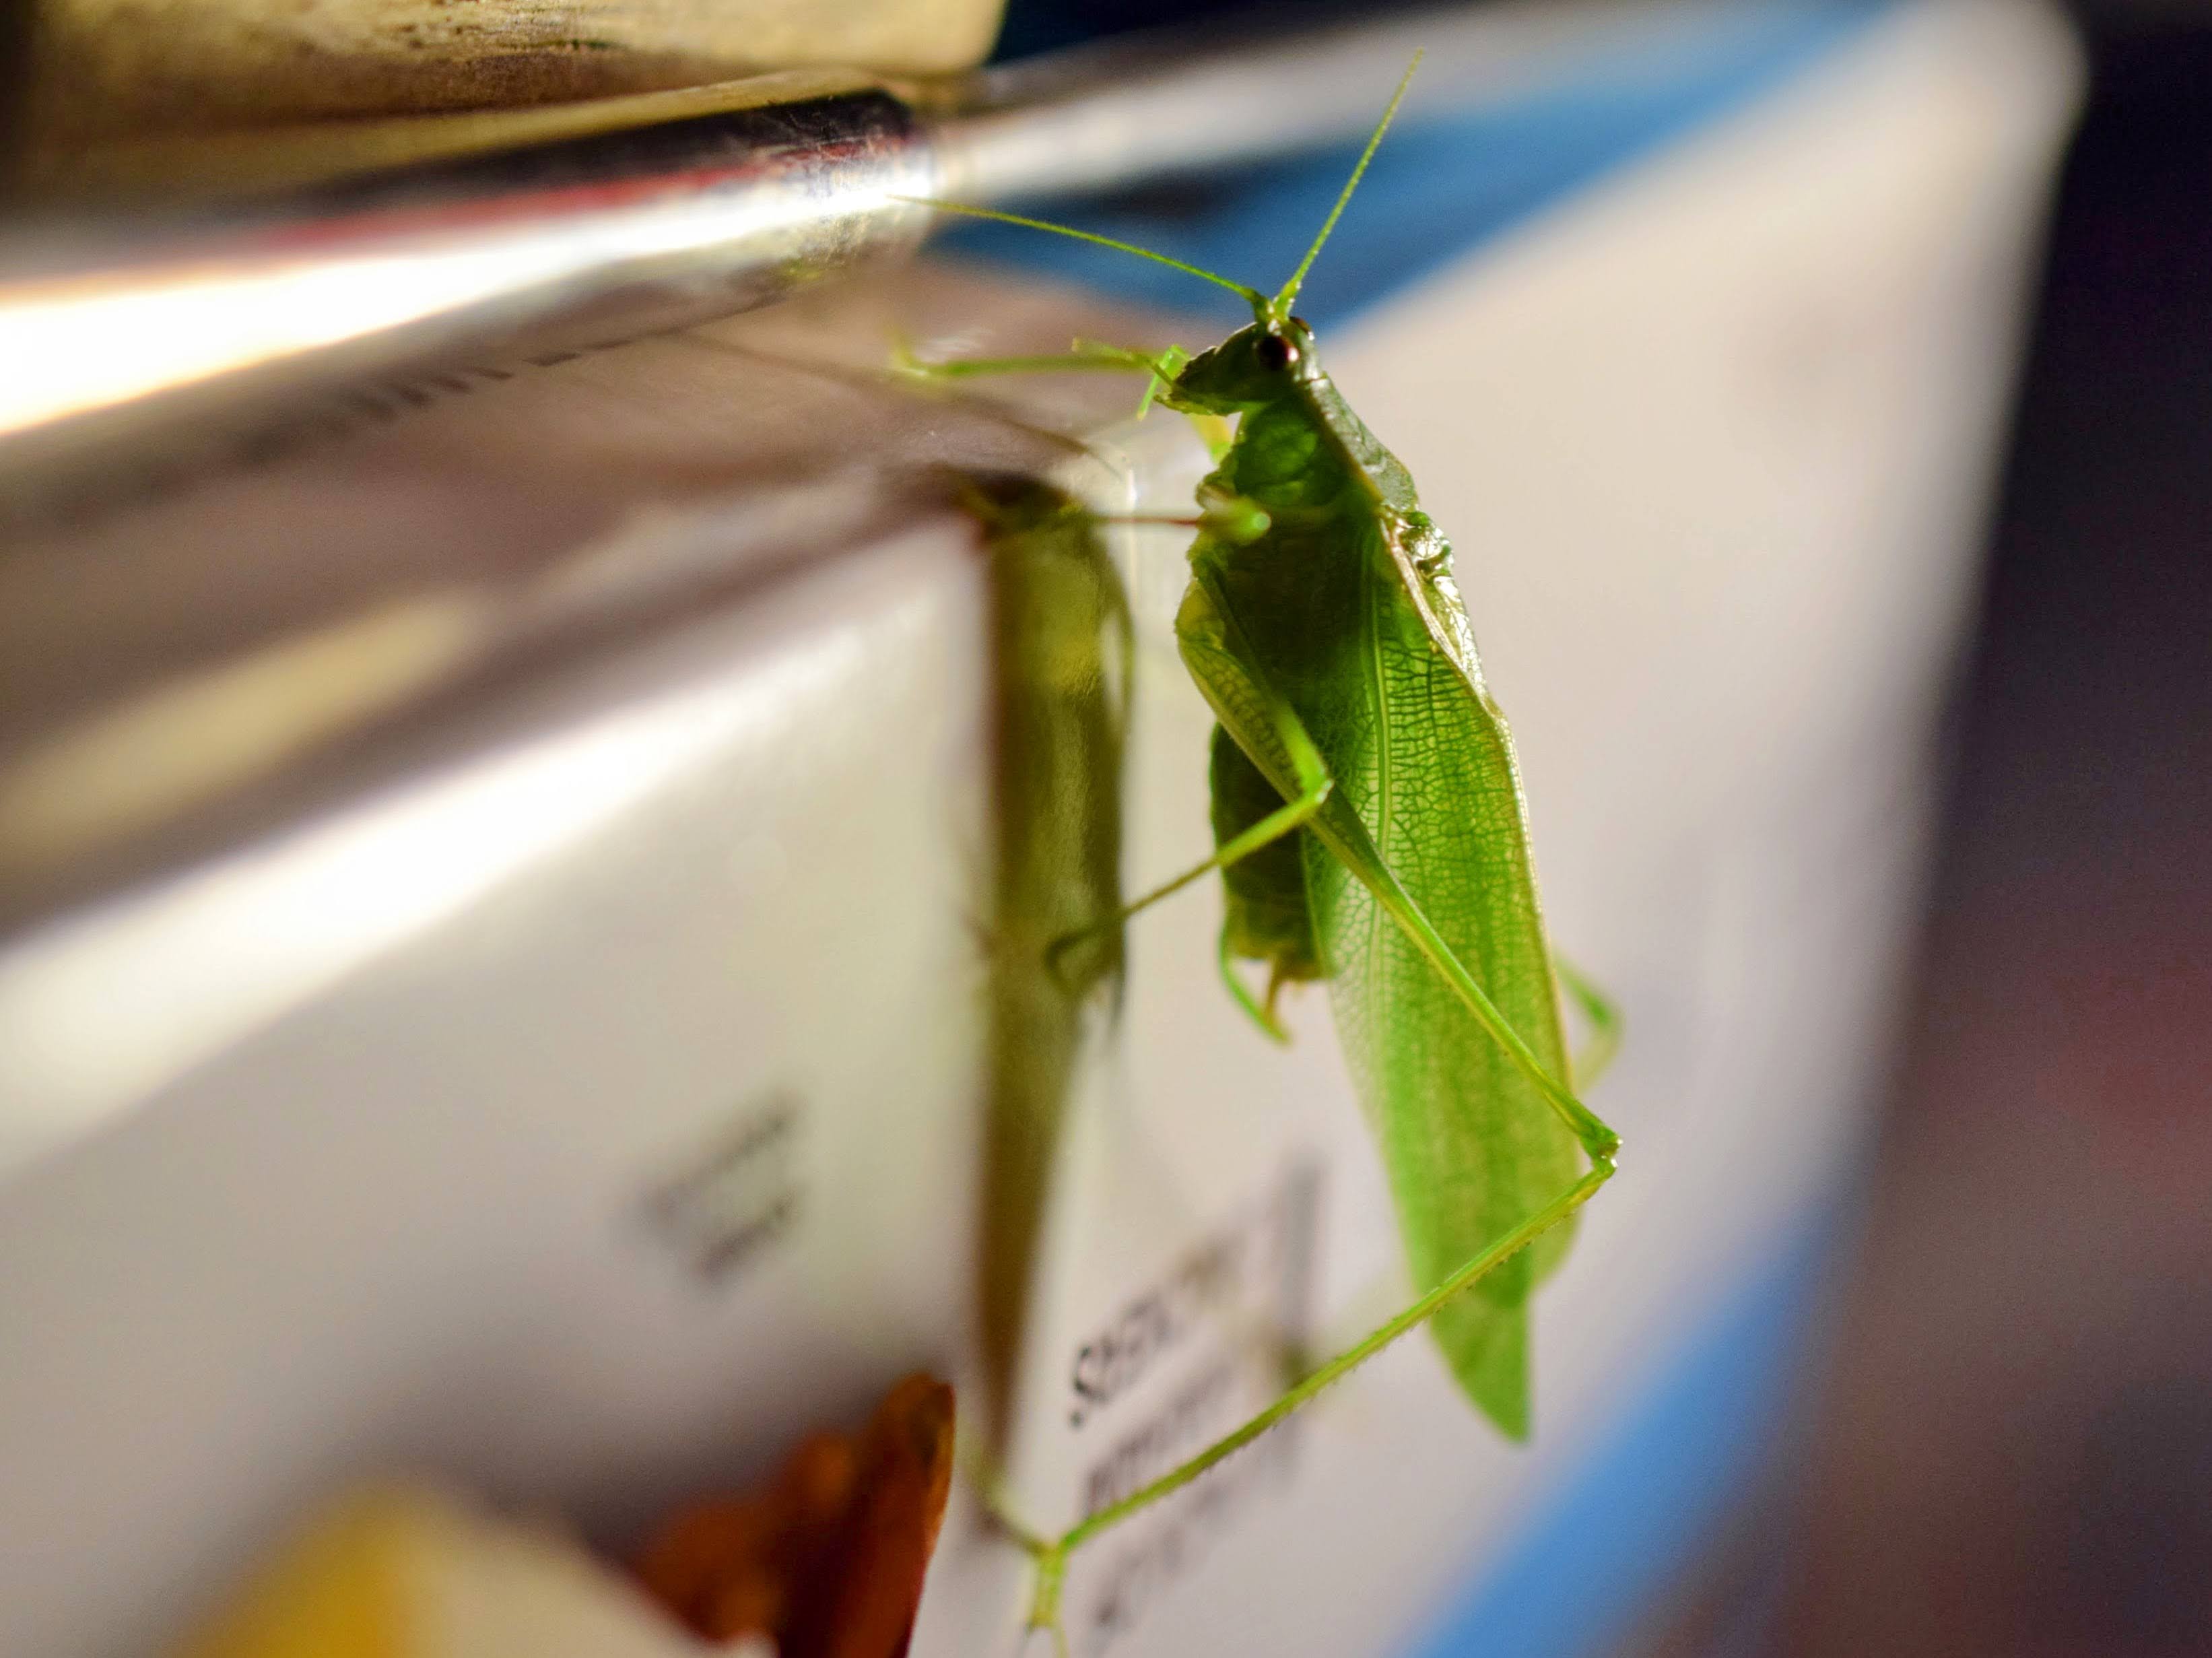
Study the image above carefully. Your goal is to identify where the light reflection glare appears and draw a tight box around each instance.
[0,246,569,434]
[0,623,864,1179]
[0,189,856,436]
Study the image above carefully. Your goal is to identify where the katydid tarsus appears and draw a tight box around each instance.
[919,55,1623,1647]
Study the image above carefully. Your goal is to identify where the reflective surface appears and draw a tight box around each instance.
[0,0,1749,515]
[0,74,938,509]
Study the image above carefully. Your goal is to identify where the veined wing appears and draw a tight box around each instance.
[1312,518,1580,1436]
[1186,500,1582,1437]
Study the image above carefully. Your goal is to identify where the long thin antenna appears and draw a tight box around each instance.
[898,199,1266,308]
[1274,50,1423,315]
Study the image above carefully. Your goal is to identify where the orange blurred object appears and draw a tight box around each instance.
[635,1374,956,1658]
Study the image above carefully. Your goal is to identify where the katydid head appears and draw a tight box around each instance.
[1172,315,1319,410]
[901,51,1418,405]
[1166,48,1418,407]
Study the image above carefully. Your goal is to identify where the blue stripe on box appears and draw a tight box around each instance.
[945,0,1891,329]
[1399,1212,1840,1658]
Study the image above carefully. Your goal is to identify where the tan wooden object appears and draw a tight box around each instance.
[22,0,1003,142]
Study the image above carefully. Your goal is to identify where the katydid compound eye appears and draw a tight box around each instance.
[1256,332,1298,371]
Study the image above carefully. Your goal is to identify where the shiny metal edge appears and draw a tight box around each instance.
[0,0,1747,516]
[0,81,940,513]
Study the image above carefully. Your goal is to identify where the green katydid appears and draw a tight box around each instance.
[916,55,1623,1643]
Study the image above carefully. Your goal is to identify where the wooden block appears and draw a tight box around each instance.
[21,0,1003,141]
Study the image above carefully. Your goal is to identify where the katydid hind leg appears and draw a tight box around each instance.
[991,1150,1615,1603]
[1024,1161,1613,1576]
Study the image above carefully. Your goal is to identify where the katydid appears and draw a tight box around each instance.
[917,55,1622,1644]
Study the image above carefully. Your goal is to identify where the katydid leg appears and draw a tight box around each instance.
[895,339,1191,415]
[1012,1160,1613,1639]
[1042,753,1329,981]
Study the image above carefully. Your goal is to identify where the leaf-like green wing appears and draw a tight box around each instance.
[1185,511,1582,1438]
[1306,535,1580,1436]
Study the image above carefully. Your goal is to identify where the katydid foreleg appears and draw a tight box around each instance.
[896,339,1193,417]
